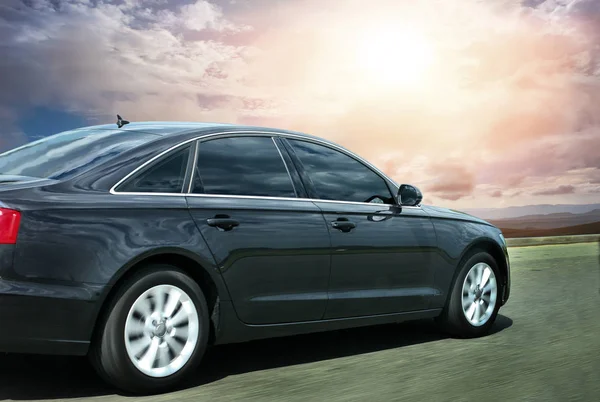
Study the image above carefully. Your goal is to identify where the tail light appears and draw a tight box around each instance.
[0,208,21,244]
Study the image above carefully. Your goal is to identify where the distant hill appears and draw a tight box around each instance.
[463,203,600,220]
[498,221,600,238]
[458,203,600,238]
[488,209,600,230]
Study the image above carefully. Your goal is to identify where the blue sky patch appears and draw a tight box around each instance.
[17,107,90,141]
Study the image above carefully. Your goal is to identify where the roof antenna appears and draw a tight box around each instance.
[116,114,130,128]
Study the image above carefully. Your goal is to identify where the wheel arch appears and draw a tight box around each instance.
[90,249,229,348]
[458,238,509,295]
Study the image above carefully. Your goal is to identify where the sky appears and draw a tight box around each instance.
[1,0,600,209]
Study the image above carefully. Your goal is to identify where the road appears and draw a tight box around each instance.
[1,242,598,402]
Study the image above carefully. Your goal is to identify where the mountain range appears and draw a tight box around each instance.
[461,204,600,238]
[462,203,600,220]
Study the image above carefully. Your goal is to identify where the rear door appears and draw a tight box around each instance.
[282,137,438,319]
[186,134,331,325]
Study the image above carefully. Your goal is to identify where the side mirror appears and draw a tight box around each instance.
[398,184,423,206]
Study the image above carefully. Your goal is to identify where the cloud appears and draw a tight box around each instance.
[533,185,576,196]
[478,129,600,191]
[591,169,600,184]
[0,0,252,122]
[0,0,599,207]
[423,162,476,201]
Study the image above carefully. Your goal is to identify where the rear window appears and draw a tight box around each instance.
[0,128,159,180]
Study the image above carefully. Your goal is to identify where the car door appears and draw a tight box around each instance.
[185,134,331,325]
[282,137,438,319]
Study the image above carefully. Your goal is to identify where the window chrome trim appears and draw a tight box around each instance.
[271,137,298,197]
[109,129,419,209]
[109,191,422,208]
[187,140,200,194]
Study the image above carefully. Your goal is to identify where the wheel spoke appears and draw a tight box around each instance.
[170,305,189,328]
[473,302,481,322]
[151,286,166,315]
[139,337,160,370]
[127,319,146,337]
[156,345,170,368]
[483,283,493,294]
[166,335,185,356]
[475,264,484,285]
[466,302,477,320]
[135,296,153,319]
[481,293,491,304]
[174,324,189,341]
[468,269,477,288]
[480,267,491,288]
[164,288,182,318]
[128,335,152,358]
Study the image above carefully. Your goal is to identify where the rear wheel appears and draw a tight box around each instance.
[437,251,502,338]
[90,265,210,394]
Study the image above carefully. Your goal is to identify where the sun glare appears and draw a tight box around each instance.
[355,27,436,87]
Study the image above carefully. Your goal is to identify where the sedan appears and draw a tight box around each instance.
[0,119,510,393]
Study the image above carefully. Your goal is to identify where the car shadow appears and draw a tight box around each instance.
[0,315,513,400]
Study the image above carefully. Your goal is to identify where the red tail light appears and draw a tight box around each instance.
[0,208,21,244]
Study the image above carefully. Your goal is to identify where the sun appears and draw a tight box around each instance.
[354,26,436,87]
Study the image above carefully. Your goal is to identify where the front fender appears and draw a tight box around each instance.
[428,217,509,307]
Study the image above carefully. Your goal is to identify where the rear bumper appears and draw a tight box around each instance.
[0,278,102,356]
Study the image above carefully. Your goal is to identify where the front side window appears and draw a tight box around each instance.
[287,139,394,204]
[192,136,296,198]
[117,146,191,193]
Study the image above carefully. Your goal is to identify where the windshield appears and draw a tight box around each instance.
[0,128,159,180]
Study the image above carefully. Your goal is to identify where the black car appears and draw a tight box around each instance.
[0,120,510,393]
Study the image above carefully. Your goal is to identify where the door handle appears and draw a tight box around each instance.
[207,215,240,231]
[331,218,356,233]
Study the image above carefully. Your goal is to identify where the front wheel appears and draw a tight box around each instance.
[90,265,210,394]
[436,251,502,338]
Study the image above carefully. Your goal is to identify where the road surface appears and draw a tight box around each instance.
[1,242,598,402]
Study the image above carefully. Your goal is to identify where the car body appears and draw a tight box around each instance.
[0,121,510,393]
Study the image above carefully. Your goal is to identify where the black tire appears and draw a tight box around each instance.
[436,250,502,338]
[90,264,210,394]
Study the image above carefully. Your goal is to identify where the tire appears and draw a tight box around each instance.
[436,250,502,338]
[90,264,210,394]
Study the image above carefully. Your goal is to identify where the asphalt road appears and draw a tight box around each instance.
[1,242,598,402]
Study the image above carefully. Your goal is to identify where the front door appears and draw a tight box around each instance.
[283,138,438,319]
[186,135,331,325]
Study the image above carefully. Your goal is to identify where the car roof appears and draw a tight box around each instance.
[83,120,326,143]
[84,121,236,136]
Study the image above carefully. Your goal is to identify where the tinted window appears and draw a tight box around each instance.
[288,139,394,204]
[192,136,296,198]
[0,128,158,180]
[118,146,190,193]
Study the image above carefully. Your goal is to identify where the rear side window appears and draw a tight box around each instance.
[117,146,191,193]
[192,136,296,198]
[287,139,394,204]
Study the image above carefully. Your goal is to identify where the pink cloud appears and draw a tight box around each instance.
[533,185,576,196]
[423,163,475,201]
